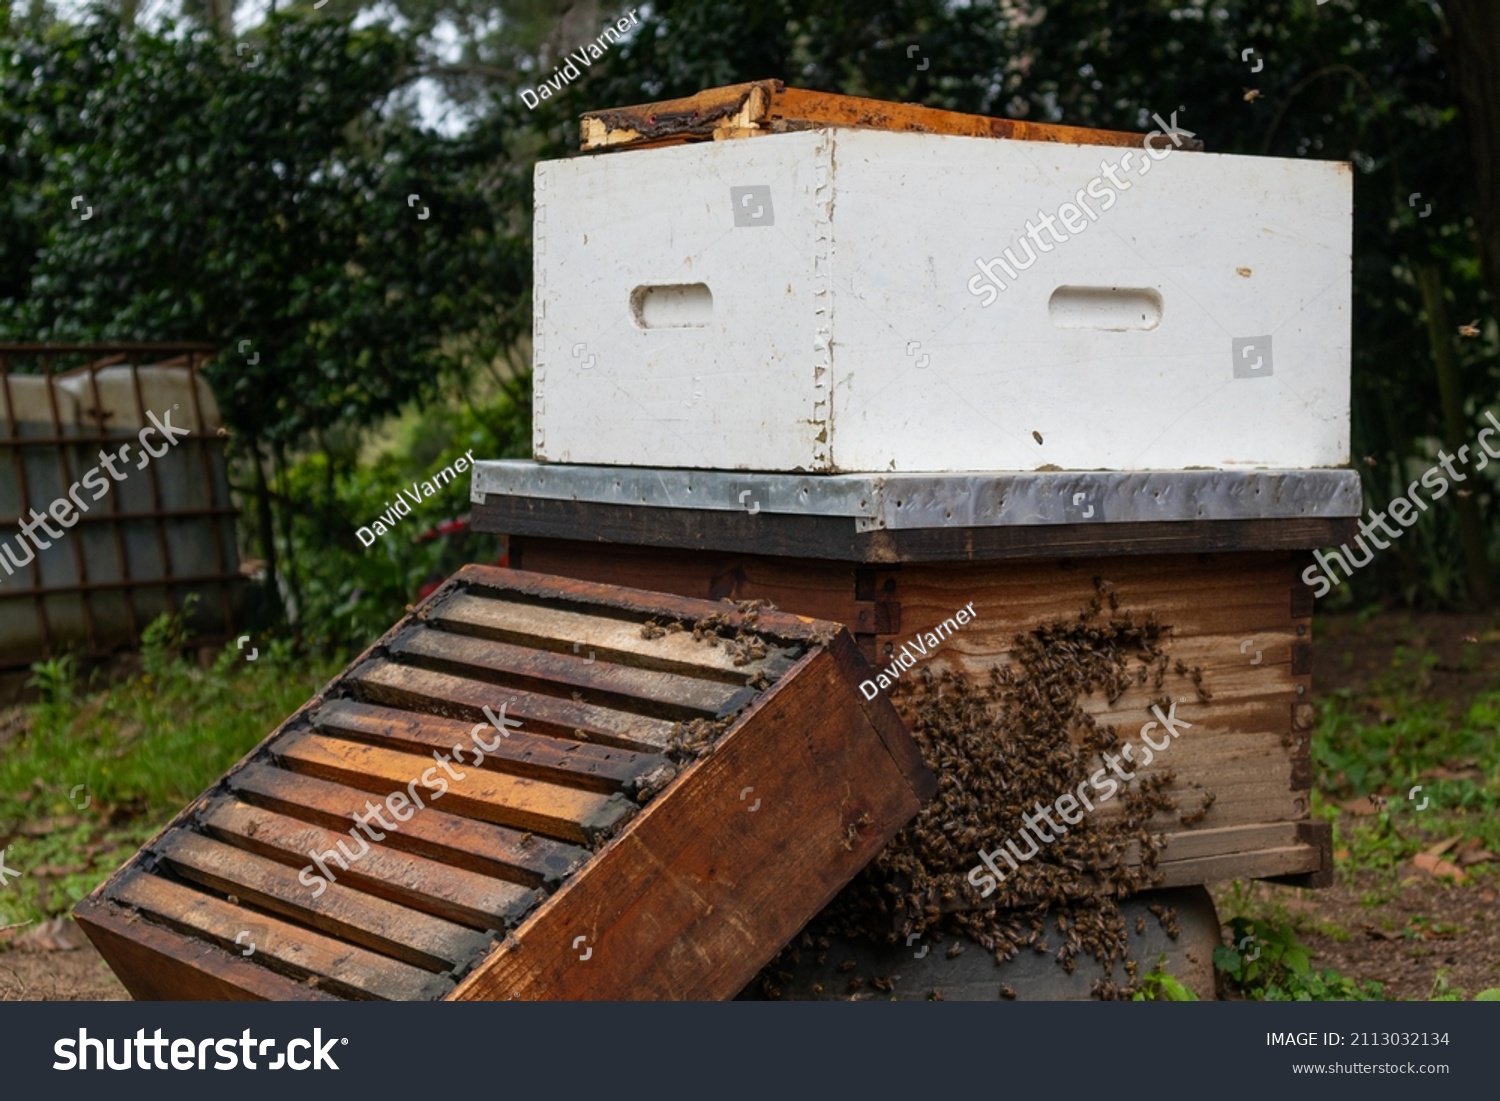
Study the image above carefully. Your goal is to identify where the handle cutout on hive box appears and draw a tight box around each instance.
[631,283,713,328]
[1048,286,1163,331]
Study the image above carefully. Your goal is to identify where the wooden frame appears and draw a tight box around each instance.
[580,79,1205,153]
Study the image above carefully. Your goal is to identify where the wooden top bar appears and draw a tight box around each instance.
[580,79,1203,154]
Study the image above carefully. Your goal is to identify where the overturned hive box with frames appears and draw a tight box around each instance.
[75,567,935,1000]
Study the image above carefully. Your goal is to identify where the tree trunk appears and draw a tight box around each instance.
[1439,0,1500,320]
[1417,262,1492,605]
[248,440,282,621]
[271,437,305,629]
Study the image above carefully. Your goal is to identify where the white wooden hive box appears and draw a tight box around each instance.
[533,127,1351,473]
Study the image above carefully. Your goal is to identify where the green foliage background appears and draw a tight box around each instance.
[1,0,1496,647]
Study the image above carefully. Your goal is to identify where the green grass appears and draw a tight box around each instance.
[1313,645,1500,874]
[1315,646,1500,804]
[1132,957,1199,1001]
[0,607,339,925]
[1214,916,1385,1001]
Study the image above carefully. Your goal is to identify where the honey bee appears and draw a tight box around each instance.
[1242,88,1261,103]
[1032,431,1044,445]
[1458,320,1480,338]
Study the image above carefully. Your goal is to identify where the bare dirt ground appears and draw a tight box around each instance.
[0,917,125,999]
[0,943,127,1001]
[1217,866,1500,1000]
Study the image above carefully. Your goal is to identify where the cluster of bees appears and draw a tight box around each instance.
[664,716,732,762]
[754,578,1213,1000]
[641,599,780,664]
[645,599,789,760]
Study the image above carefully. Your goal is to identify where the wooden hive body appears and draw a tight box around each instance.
[75,567,935,1000]
[472,466,1362,894]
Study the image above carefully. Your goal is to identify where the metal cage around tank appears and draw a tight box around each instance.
[0,344,243,672]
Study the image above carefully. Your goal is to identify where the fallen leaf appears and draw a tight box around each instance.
[1411,851,1469,883]
[12,916,88,952]
[19,815,81,836]
[1459,849,1497,867]
[1334,847,1351,861]
[30,863,88,878]
[1423,766,1482,782]
[0,920,35,947]
[1363,925,1400,941]
[1423,836,1462,859]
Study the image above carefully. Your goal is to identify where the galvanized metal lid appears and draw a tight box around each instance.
[472,462,1361,533]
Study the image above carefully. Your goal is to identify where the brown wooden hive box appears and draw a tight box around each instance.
[74,566,936,1001]
[469,468,1362,898]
